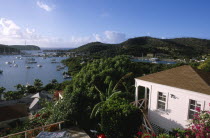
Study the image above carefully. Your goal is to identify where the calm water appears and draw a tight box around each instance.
[0,54,69,91]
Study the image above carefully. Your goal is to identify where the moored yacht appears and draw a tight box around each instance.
[14,64,18,67]
[37,64,42,67]
[63,74,72,79]
[149,58,160,61]
[26,66,31,69]
[5,61,12,64]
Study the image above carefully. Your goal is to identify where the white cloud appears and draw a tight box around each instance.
[0,18,21,37]
[36,1,53,12]
[104,31,126,43]
[0,18,127,48]
[26,28,35,34]
[93,34,102,42]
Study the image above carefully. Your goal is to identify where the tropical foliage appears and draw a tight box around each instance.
[100,95,142,138]
[198,58,210,72]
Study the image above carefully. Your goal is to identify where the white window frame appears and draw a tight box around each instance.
[188,99,201,119]
[157,92,167,111]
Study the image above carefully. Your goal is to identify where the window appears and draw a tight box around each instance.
[157,92,167,111]
[188,99,201,119]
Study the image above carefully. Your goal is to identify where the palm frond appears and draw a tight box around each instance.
[122,82,129,93]
[90,101,105,119]
[108,91,122,100]
[94,85,105,101]
[113,72,133,91]
[107,81,113,97]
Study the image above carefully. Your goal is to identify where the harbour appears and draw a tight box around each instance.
[0,50,70,91]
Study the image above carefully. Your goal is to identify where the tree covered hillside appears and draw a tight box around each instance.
[0,44,20,54]
[70,37,210,58]
[10,45,40,50]
[0,44,40,54]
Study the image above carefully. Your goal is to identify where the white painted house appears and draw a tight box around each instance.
[134,65,210,134]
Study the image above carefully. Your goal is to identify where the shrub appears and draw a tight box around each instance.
[173,106,210,138]
[100,97,142,138]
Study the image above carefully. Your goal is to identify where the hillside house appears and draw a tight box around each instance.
[29,91,53,113]
[134,65,210,134]
[0,104,28,128]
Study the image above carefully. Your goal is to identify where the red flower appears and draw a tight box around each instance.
[97,134,106,138]
[152,133,156,137]
[35,114,40,118]
[195,107,201,112]
[137,132,143,136]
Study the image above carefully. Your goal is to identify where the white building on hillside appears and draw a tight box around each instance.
[134,65,210,134]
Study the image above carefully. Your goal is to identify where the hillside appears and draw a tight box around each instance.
[70,37,210,58]
[0,44,20,54]
[71,42,116,53]
[10,45,40,50]
[0,44,40,54]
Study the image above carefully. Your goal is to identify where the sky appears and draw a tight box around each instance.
[0,0,210,48]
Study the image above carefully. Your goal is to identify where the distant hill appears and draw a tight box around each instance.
[71,37,210,58]
[0,44,20,54]
[71,42,116,53]
[10,45,40,50]
[0,44,40,54]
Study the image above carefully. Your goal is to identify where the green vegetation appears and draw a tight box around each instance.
[0,44,40,54]
[90,73,132,119]
[36,56,185,137]
[1,78,71,101]
[100,96,142,138]
[2,54,209,137]
[34,79,43,92]
[4,91,24,100]
[10,45,40,50]
[198,58,210,72]
[0,44,20,54]
[0,87,5,95]
[70,37,210,59]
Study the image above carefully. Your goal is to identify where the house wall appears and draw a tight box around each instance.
[135,79,210,132]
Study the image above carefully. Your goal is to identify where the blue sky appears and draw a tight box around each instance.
[0,0,209,48]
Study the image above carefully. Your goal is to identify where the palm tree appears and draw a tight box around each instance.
[90,72,132,119]
[34,79,43,91]
[0,87,5,100]
[0,87,5,94]
[15,84,26,93]
[51,79,58,84]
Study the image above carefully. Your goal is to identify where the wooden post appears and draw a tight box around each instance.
[145,87,148,109]
[25,131,27,138]
[59,123,61,130]
[135,86,138,106]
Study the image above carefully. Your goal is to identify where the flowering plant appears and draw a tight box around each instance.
[135,132,173,138]
[174,106,210,138]
[97,133,106,138]
[187,107,210,137]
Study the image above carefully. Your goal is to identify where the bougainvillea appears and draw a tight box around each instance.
[187,107,210,137]
[174,106,210,138]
